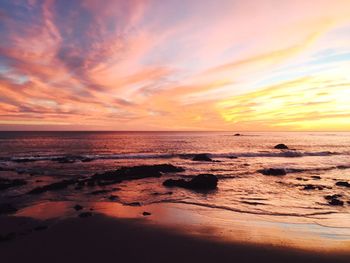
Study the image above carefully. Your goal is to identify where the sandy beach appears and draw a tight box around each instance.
[0,214,349,263]
[1,201,350,263]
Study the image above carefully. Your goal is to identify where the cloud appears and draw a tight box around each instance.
[0,0,350,130]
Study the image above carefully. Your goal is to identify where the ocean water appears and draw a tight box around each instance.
[1,131,350,227]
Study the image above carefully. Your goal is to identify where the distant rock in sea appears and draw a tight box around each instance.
[274,144,289,149]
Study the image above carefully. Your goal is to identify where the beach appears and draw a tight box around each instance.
[1,203,350,263]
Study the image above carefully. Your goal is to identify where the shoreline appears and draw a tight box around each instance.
[1,212,349,263]
[0,200,349,262]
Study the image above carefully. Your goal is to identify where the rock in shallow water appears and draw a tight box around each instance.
[303,184,324,190]
[192,154,213,162]
[258,168,287,176]
[328,199,344,206]
[324,195,344,206]
[74,204,83,211]
[335,181,350,188]
[163,174,218,190]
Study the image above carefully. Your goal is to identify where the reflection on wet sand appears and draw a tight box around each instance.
[15,201,350,252]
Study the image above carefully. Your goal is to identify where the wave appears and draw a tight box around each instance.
[150,200,338,218]
[285,165,350,174]
[0,150,346,164]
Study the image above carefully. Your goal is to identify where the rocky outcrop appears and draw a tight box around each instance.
[163,174,218,190]
[92,164,184,184]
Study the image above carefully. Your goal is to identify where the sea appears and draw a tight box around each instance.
[1,131,350,229]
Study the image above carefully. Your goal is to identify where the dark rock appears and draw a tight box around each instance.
[28,179,76,194]
[192,154,213,162]
[234,133,241,136]
[125,202,141,206]
[74,204,83,211]
[0,203,17,215]
[151,191,173,196]
[303,184,324,190]
[34,225,48,231]
[311,176,321,180]
[55,157,76,164]
[79,212,93,218]
[241,201,266,206]
[258,168,286,176]
[81,157,93,163]
[0,178,27,191]
[228,156,238,159]
[274,144,289,149]
[337,165,349,170]
[163,179,188,188]
[92,164,184,183]
[142,212,151,216]
[324,194,342,200]
[89,189,111,195]
[12,158,36,163]
[335,181,350,188]
[96,180,117,186]
[163,174,218,190]
[108,195,118,201]
[296,177,308,181]
[328,199,344,206]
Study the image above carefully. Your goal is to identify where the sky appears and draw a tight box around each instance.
[0,0,350,131]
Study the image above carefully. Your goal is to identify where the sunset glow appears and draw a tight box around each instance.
[1,0,350,131]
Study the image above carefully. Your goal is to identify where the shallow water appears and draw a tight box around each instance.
[1,131,350,230]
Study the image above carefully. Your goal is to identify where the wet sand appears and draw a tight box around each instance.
[0,214,349,263]
[1,201,349,263]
